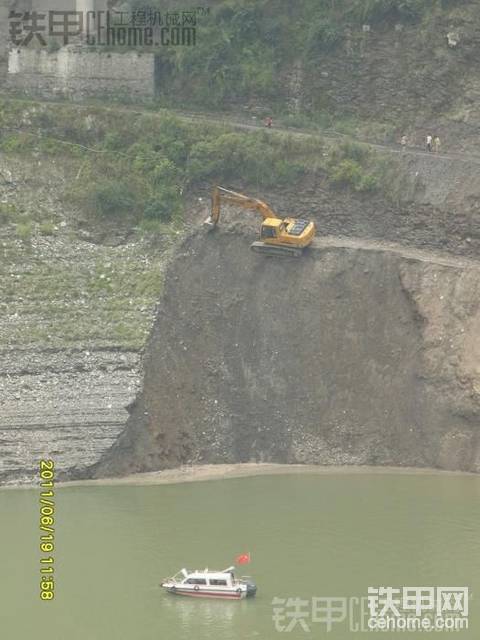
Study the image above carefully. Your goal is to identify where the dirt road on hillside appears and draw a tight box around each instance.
[312,236,480,270]
[5,96,480,165]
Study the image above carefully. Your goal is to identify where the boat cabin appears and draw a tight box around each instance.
[161,566,257,600]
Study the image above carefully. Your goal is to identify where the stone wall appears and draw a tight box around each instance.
[0,0,9,79]
[7,45,156,99]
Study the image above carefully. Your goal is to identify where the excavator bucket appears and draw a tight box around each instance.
[203,216,216,230]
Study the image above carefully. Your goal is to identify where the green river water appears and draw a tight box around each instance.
[2,472,479,639]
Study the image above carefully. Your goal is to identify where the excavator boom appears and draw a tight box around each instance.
[205,186,279,228]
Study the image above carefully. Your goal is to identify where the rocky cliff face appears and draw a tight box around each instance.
[89,229,480,478]
[298,7,480,145]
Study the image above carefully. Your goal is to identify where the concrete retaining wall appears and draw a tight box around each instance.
[0,1,9,79]
[7,45,155,99]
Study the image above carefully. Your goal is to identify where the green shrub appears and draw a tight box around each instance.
[88,179,135,216]
[186,139,221,182]
[275,160,306,183]
[130,144,164,173]
[186,132,301,186]
[330,159,364,188]
[306,18,341,55]
[238,44,277,97]
[16,222,33,240]
[130,116,188,165]
[0,134,25,152]
[103,132,125,151]
[0,203,18,224]
[356,173,379,192]
[278,113,318,130]
[39,221,56,235]
[143,187,181,221]
[329,159,379,192]
[339,140,369,162]
[151,158,180,186]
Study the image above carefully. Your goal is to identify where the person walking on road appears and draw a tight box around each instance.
[433,135,441,153]
[426,134,433,152]
[400,135,407,151]
[265,116,273,128]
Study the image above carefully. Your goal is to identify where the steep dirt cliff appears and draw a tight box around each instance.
[88,227,480,478]
[3,98,480,485]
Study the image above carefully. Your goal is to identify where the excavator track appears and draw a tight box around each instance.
[250,241,303,258]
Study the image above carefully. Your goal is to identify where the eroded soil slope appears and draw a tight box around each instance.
[89,228,480,478]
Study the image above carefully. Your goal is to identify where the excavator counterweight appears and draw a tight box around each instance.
[205,186,315,257]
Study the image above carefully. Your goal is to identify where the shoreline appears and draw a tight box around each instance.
[2,462,477,491]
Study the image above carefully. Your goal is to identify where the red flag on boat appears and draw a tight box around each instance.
[235,552,251,565]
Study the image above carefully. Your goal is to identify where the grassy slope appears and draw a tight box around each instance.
[0,149,169,352]
[0,97,398,349]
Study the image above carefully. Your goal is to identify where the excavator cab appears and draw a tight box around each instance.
[259,217,315,250]
[260,219,283,239]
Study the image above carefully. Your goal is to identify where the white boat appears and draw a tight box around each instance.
[161,566,257,600]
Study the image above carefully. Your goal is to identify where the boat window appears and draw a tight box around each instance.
[209,579,227,586]
[185,578,207,585]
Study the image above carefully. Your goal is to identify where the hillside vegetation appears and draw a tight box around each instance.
[0,99,392,232]
[137,0,478,147]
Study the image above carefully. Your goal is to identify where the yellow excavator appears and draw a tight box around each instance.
[204,186,316,257]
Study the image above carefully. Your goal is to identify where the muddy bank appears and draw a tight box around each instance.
[82,228,480,479]
[49,462,477,490]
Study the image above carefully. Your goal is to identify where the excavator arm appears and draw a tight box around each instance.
[205,186,280,228]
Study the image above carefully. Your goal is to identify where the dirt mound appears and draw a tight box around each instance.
[87,228,480,478]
